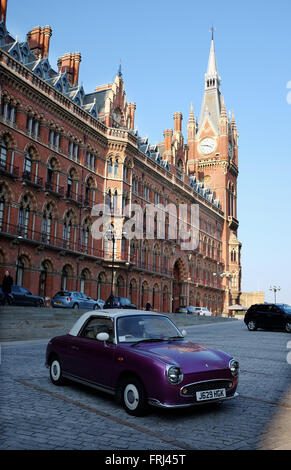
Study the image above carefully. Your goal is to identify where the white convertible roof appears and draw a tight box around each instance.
[69,309,162,336]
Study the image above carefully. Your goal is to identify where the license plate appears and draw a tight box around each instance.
[55,302,62,305]
[196,388,226,401]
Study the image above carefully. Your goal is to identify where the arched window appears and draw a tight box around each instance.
[114,159,119,176]
[85,177,94,206]
[80,269,90,294]
[63,211,73,248]
[82,218,90,250]
[18,195,31,237]
[23,148,33,176]
[106,189,112,210]
[113,190,118,212]
[0,138,7,169]
[108,158,113,175]
[61,265,70,290]
[46,158,57,189]
[67,169,76,198]
[42,203,53,243]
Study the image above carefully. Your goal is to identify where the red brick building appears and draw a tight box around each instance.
[0,1,241,313]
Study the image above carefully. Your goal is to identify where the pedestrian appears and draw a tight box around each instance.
[145,301,151,311]
[2,270,13,305]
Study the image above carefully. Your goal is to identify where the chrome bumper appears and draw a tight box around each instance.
[148,392,239,409]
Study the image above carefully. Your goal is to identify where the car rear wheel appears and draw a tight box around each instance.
[93,304,99,310]
[73,303,79,310]
[247,320,257,331]
[285,322,291,333]
[49,358,65,385]
[118,377,149,416]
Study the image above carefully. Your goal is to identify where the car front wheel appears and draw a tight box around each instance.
[49,358,65,385]
[285,321,291,333]
[118,377,148,416]
[247,320,257,331]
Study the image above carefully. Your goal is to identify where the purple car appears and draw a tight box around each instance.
[45,310,239,416]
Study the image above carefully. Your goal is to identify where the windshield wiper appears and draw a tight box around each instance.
[166,335,184,341]
[131,336,183,346]
[130,338,167,346]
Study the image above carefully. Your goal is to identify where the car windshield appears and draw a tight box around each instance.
[117,315,183,343]
[279,304,291,314]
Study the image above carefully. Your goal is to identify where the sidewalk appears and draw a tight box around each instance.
[0,305,238,342]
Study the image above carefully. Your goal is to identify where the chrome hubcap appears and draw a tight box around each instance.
[51,360,60,380]
[124,384,139,410]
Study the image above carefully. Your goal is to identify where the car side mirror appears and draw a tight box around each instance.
[181,329,187,337]
[96,332,109,342]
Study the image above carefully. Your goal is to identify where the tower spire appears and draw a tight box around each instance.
[205,28,219,87]
[199,30,221,133]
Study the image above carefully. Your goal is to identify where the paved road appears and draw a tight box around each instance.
[1,320,291,451]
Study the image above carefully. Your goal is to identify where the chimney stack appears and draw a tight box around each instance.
[0,0,7,25]
[27,25,52,59]
[57,52,82,86]
[163,129,173,153]
[173,112,183,133]
[128,102,136,129]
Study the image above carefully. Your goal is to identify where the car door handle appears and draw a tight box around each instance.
[71,345,79,351]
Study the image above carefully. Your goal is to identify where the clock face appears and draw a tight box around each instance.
[199,138,216,155]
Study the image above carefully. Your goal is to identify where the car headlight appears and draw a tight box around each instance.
[229,359,239,377]
[165,365,183,384]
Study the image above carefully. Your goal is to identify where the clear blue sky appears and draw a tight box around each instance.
[8,0,291,304]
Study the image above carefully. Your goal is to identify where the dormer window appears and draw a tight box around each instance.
[11,49,20,61]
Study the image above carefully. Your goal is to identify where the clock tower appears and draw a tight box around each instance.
[188,31,242,308]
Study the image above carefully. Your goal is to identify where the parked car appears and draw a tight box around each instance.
[175,306,188,314]
[46,309,239,416]
[0,285,44,307]
[193,307,212,316]
[52,291,100,310]
[244,303,291,333]
[104,296,136,309]
[96,299,105,309]
[186,306,198,314]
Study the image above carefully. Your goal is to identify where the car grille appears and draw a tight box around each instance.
[180,379,233,397]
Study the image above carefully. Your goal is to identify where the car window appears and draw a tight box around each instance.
[18,287,28,294]
[80,317,114,341]
[260,305,272,313]
[117,315,182,343]
[120,298,131,305]
[278,305,291,314]
[55,291,71,297]
[12,286,21,293]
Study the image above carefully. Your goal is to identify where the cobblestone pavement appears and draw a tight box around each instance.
[1,320,291,450]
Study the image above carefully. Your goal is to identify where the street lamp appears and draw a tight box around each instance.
[269,285,281,303]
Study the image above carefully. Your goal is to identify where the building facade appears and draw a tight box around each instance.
[0,0,241,313]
